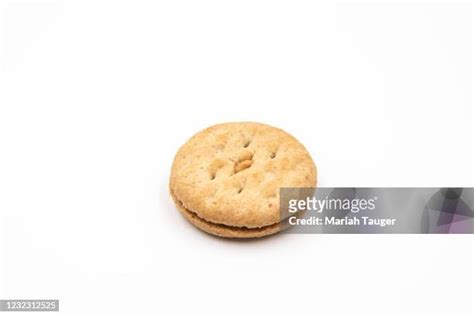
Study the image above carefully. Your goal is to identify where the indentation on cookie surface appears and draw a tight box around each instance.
[234,160,252,173]
[236,178,247,194]
[239,129,255,149]
[208,159,227,180]
[238,150,253,161]
[268,145,279,159]
[234,151,254,174]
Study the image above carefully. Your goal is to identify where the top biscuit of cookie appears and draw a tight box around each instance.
[170,122,317,228]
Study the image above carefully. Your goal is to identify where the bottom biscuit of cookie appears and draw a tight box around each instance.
[171,191,281,238]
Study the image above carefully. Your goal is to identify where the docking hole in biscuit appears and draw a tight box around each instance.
[208,159,227,180]
[170,122,317,238]
[234,159,252,173]
[234,151,254,174]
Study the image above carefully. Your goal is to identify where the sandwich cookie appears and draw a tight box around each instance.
[169,122,317,238]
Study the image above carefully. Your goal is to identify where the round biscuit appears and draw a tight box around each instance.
[169,122,317,238]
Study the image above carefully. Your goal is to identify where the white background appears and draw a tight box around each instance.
[0,0,473,315]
